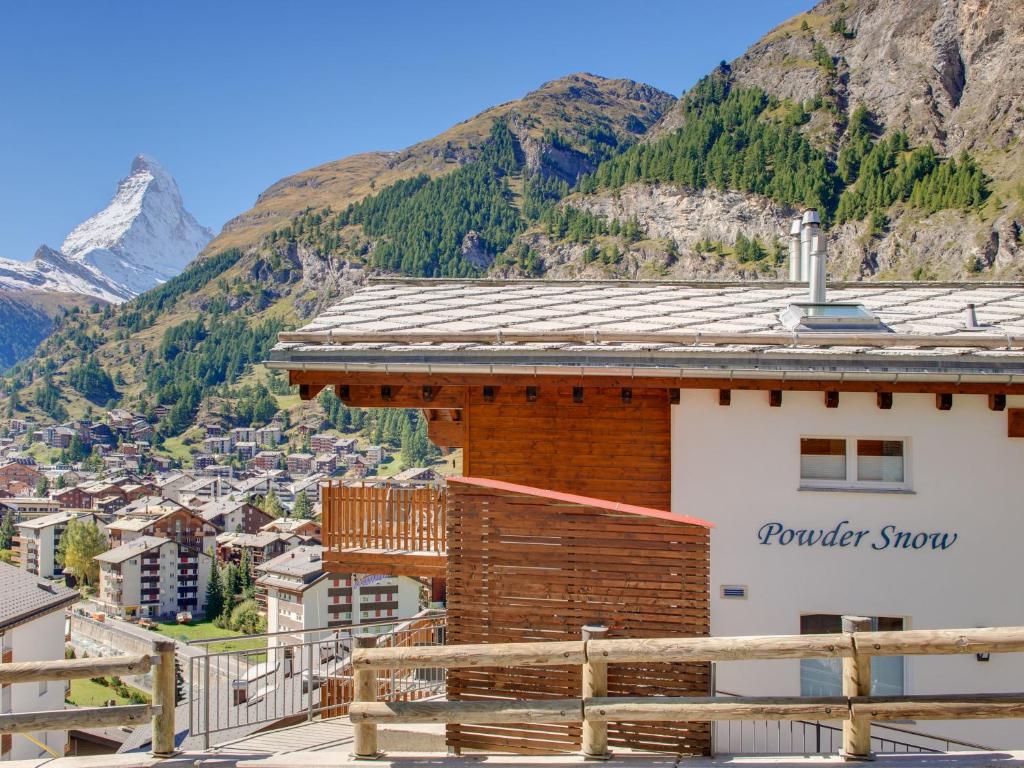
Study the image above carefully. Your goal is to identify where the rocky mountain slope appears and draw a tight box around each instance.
[4,0,1024,427]
[537,0,1024,281]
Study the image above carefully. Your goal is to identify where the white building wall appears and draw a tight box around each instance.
[8,611,68,760]
[672,389,1024,749]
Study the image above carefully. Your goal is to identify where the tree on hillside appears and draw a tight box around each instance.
[238,549,254,594]
[57,519,108,587]
[226,562,241,597]
[261,489,284,518]
[205,563,225,619]
[293,491,312,519]
[35,476,49,498]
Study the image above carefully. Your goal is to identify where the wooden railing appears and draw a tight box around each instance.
[0,640,177,757]
[321,482,447,554]
[348,620,1024,760]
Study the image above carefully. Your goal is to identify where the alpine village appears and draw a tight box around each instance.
[2,1,1024,766]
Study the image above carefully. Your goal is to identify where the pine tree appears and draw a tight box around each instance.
[293,491,312,519]
[35,476,49,498]
[205,563,225,619]
[226,563,241,597]
[239,549,253,593]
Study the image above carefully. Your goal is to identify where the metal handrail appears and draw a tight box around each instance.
[183,609,445,645]
[714,688,996,754]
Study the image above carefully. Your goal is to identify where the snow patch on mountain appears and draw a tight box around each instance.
[0,155,213,304]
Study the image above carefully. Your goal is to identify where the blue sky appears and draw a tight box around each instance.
[0,0,812,259]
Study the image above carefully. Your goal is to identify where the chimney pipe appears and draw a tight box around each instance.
[788,218,802,282]
[964,303,979,329]
[801,209,827,303]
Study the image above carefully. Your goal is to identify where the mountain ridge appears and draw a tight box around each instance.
[4,0,1024,433]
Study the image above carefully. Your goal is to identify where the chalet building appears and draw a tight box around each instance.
[313,453,337,474]
[96,536,212,619]
[269,218,1024,750]
[1,564,79,760]
[15,510,103,579]
[0,461,41,493]
[54,480,126,510]
[194,453,217,470]
[197,497,273,535]
[260,516,321,540]
[216,530,301,568]
[392,466,438,484]
[105,507,218,553]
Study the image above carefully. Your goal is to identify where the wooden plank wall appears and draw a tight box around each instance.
[446,482,711,755]
[463,386,671,509]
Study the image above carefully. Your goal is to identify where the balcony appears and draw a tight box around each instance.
[322,482,446,577]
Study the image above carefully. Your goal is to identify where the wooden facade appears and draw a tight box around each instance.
[445,477,712,755]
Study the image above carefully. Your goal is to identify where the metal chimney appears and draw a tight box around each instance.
[801,209,826,303]
[788,218,802,282]
[964,303,980,329]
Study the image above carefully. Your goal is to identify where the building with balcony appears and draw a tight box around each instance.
[256,545,421,644]
[0,563,79,761]
[196,497,273,535]
[14,510,103,579]
[95,535,212,619]
[0,497,61,521]
[269,261,1024,750]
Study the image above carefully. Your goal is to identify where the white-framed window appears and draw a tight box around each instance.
[800,437,909,491]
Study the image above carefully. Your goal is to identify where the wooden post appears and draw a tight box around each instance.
[841,616,873,761]
[581,624,610,760]
[353,635,381,759]
[150,640,177,757]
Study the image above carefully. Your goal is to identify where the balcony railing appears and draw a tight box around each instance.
[185,611,446,749]
[321,482,446,576]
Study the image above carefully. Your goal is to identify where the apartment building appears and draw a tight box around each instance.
[285,453,314,476]
[15,510,102,579]
[95,536,212,619]
[1,564,78,760]
[257,546,421,643]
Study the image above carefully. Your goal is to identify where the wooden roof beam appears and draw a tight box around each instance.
[336,384,465,409]
[288,369,1024,396]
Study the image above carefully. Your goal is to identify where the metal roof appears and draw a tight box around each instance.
[268,279,1024,381]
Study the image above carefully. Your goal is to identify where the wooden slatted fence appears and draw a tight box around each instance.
[445,478,712,755]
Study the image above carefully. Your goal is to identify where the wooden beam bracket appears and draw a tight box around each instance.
[825,391,839,409]
[936,393,953,411]
[877,392,893,410]
[719,389,731,406]
[769,390,782,408]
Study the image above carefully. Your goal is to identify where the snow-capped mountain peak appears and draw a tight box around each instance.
[59,154,214,296]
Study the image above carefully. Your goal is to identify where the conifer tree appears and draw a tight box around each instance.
[205,563,225,619]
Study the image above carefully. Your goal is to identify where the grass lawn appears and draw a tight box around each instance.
[274,393,301,411]
[66,678,149,707]
[160,434,195,464]
[152,620,266,656]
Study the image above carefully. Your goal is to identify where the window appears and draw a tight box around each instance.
[800,614,905,696]
[800,437,908,490]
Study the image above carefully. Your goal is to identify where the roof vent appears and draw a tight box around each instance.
[780,303,889,332]
[782,209,889,333]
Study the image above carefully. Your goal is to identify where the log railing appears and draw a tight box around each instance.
[348,620,1024,760]
[321,482,447,553]
[0,640,177,757]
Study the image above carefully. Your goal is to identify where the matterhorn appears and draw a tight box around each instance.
[0,154,213,301]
